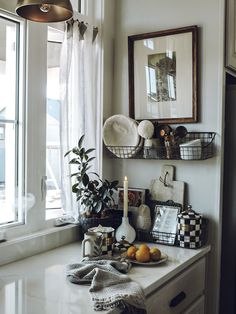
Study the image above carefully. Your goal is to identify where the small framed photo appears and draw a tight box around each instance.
[151,204,181,245]
[117,188,146,210]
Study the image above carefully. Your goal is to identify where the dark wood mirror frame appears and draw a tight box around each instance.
[225,0,236,71]
[128,25,198,124]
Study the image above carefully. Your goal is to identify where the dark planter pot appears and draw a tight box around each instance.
[79,216,114,233]
[79,211,134,234]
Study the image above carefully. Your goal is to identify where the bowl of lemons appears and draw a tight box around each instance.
[123,244,168,266]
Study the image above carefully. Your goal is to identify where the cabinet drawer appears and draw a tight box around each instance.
[146,258,205,314]
[183,295,205,314]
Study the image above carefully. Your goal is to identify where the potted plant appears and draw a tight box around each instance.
[65,135,119,232]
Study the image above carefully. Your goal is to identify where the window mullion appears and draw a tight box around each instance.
[26,22,48,231]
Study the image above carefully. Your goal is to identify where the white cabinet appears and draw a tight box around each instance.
[183,295,205,314]
[146,258,206,314]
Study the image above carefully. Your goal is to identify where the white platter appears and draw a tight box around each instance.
[121,252,168,266]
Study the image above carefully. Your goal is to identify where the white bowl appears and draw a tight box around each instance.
[179,139,202,160]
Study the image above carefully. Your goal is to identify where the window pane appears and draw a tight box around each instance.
[0,18,17,120]
[0,14,22,226]
[0,123,17,224]
[46,28,63,218]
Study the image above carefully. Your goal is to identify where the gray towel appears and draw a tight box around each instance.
[66,256,146,313]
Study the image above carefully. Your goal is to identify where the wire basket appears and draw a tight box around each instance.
[151,231,177,245]
[105,132,216,160]
[136,229,177,246]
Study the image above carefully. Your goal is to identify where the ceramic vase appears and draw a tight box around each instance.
[115,216,136,243]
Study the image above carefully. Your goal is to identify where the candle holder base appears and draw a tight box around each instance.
[115,217,136,243]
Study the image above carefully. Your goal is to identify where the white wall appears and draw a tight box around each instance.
[103,0,225,313]
[0,0,16,13]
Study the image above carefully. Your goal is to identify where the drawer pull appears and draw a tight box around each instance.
[169,291,186,307]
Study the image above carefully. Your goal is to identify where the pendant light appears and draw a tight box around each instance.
[16,0,73,23]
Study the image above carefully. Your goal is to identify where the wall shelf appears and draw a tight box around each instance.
[104,132,216,161]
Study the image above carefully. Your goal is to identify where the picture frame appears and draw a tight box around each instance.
[225,0,236,71]
[128,25,198,124]
[117,187,146,210]
[151,203,181,245]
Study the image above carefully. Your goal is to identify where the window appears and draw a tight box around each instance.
[0,0,101,243]
[0,12,25,227]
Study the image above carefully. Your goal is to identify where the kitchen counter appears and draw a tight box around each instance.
[0,241,210,314]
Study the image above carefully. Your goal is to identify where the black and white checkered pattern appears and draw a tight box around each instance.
[177,211,202,248]
[88,227,115,256]
[101,231,114,255]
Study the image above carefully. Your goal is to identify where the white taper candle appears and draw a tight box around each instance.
[123,176,128,217]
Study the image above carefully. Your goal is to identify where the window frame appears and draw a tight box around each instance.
[0,0,104,244]
[0,10,26,229]
[0,13,51,238]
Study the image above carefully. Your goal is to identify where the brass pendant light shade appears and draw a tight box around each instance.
[16,0,73,23]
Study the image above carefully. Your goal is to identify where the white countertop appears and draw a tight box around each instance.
[0,241,210,314]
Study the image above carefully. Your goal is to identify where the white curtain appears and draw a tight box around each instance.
[59,20,102,217]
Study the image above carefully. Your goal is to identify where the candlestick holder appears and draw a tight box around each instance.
[115,216,136,243]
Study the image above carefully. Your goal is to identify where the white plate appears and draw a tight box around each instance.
[103,114,141,158]
[121,252,168,266]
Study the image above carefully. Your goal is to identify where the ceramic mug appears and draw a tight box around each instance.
[88,226,115,256]
[82,231,103,257]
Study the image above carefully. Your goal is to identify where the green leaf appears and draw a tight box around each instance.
[93,180,99,187]
[72,182,79,188]
[72,148,80,155]
[103,196,110,202]
[72,185,78,193]
[82,173,89,186]
[70,172,79,177]
[99,185,106,193]
[88,182,95,191]
[94,202,102,213]
[78,135,85,148]
[85,148,95,155]
[85,165,92,172]
[87,157,96,164]
[64,149,72,157]
[69,158,80,164]
[111,180,119,188]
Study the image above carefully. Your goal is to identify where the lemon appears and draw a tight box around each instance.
[150,247,161,261]
[139,243,150,252]
[127,246,137,260]
[135,249,150,262]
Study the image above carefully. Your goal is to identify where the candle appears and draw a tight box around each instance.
[123,176,128,217]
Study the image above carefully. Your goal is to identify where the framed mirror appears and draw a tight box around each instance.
[128,25,198,124]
